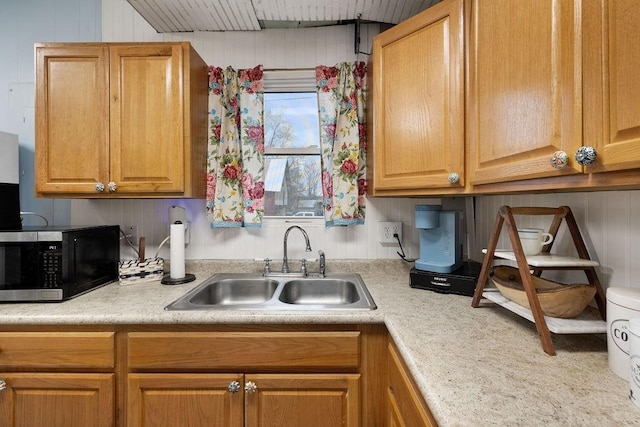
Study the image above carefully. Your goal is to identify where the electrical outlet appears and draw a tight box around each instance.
[379,221,402,243]
[124,225,138,243]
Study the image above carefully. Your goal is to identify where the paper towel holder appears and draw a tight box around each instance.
[161,220,196,285]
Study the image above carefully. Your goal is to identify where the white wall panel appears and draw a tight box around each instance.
[0,0,101,227]
[475,191,640,291]
[72,0,640,289]
[76,0,432,262]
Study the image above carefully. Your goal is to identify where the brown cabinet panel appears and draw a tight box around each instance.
[0,332,115,369]
[245,374,360,427]
[0,373,114,427]
[127,373,243,427]
[35,46,110,194]
[369,0,464,194]
[127,331,360,370]
[584,0,640,173]
[467,0,583,185]
[387,342,437,426]
[109,45,185,193]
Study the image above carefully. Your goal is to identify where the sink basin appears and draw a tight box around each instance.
[278,279,360,305]
[188,278,279,305]
[165,273,376,311]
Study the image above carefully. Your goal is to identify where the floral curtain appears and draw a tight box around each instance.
[206,65,265,228]
[316,62,367,226]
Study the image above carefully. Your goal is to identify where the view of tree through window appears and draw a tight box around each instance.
[263,92,322,217]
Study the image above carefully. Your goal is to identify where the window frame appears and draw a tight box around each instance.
[262,69,324,225]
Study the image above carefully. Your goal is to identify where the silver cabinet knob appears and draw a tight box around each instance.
[95,182,105,192]
[448,172,460,184]
[575,146,597,166]
[228,380,240,393]
[0,380,6,391]
[244,381,257,394]
[108,182,117,192]
[550,151,568,169]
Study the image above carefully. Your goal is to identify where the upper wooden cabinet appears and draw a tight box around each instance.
[369,0,640,196]
[35,42,207,198]
[583,0,640,173]
[368,0,464,196]
[467,0,583,185]
[471,0,640,193]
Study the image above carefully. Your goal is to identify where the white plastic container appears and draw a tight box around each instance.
[628,317,640,409]
[607,287,640,380]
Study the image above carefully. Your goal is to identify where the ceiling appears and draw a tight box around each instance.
[126,0,440,32]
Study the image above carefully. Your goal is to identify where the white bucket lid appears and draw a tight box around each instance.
[607,287,640,309]
[630,318,640,337]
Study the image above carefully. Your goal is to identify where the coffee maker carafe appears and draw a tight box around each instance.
[414,205,462,274]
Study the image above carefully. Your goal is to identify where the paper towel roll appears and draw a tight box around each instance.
[170,223,186,279]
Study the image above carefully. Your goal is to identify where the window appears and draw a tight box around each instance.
[263,70,323,218]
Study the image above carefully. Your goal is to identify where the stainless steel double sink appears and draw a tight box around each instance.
[165,273,377,311]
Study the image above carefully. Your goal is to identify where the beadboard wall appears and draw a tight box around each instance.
[70,0,443,262]
[72,1,640,292]
[474,192,640,291]
[0,0,102,226]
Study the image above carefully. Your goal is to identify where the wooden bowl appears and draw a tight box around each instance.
[489,266,596,318]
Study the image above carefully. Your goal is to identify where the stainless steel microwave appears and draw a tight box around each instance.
[0,225,120,302]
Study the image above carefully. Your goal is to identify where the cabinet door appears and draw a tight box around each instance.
[370,0,464,194]
[35,45,110,195]
[245,374,360,427]
[127,373,243,427]
[0,373,114,427]
[109,45,185,194]
[583,0,640,173]
[387,343,436,427]
[468,0,583,185]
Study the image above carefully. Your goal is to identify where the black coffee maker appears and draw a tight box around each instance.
[0,131,21,230]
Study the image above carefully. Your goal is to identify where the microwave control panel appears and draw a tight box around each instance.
[40,242,62,288]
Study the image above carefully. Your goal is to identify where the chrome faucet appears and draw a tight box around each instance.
[282,225,312,273]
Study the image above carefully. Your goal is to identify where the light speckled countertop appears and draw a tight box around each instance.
[1,260,637,426]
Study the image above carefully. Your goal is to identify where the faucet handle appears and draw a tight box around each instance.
[254,258,271,276]
[300,259,308,276]
[318,250,326,277]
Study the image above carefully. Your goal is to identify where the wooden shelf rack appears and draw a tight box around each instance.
[471,206,606,355]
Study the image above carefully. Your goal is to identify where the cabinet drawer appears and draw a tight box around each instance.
[127,331,360,370]
[0,332,115,369]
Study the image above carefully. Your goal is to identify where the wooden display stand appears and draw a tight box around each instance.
[471,206,606,355]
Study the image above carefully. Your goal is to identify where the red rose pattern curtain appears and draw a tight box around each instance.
[316,62,367,226]
[206,65,265,228]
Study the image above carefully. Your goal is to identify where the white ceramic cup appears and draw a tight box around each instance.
[517,228,554,256]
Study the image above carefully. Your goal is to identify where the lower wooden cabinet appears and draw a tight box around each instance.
[0,324,437,427]
[128,372,359,427]
[387,341,437,426]
[0,373,115,427]
[127,373,243,427]
[0,331,116,427]
[124,328,368,427]
[245,374,360,427]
